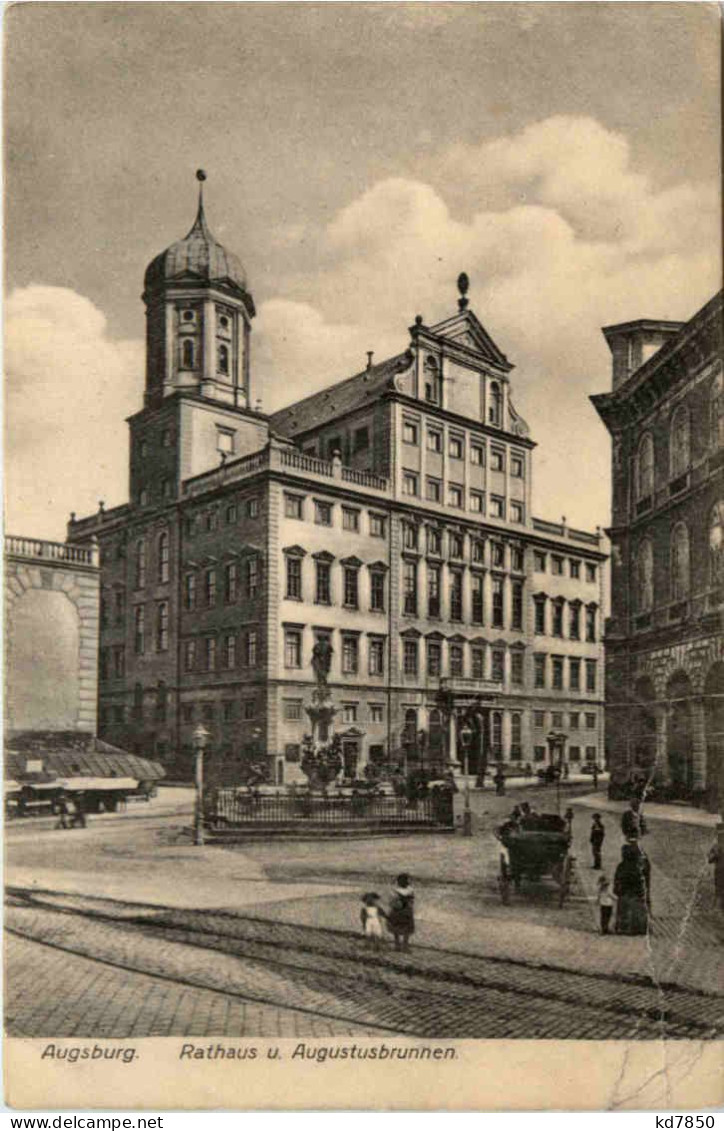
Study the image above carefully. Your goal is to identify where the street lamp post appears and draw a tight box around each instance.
[193,724,210,846]
[459,720,473,837]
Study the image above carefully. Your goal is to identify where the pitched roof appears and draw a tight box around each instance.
[269,350,413,438]
[5,732,165,782]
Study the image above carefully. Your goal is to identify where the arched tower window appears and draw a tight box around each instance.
[423,357,441,405]
[670,404,690,480]
[710,501,724,587]
[218,344,229,375]
[635,537,654,614]
[489,382,502,427]
[182,339,195,369]
[158,531,169,584]
[635,433,654,501]
[135,538,146,589]
[670,523,689,602]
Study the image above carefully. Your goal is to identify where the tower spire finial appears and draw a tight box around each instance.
[457,272,470,312]
[194,169,207,229]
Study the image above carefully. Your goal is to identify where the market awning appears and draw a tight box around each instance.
[60,777,139,791]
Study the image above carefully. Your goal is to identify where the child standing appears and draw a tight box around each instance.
[597,874,615,935]
[387,873,415,951]
[360,893,386,951]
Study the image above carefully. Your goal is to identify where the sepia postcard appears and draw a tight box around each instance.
[3,0,723,1112]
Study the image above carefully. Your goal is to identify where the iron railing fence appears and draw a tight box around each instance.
[211,788,454,828]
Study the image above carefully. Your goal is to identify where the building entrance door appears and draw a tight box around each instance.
[342,740,360,780]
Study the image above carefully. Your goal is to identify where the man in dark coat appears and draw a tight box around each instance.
[614,843,652,934]
[590,813,605,869]
[621,799,647,841]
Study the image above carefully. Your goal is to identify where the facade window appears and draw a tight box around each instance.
[181,703,194,724]
[403,639,419,676]
[114,591,125,626]
[670,522,690,602]
[343,507,360,532]
[551,711,563,728]
[552,598,564,637]
[491,649,504,683]
[569,603,581,640]
[570,712,580,729]
[450,571,463,621]
[449,533,464,559]
[471,443,484,466]
[511,581,523,630]
[403,421,419,445]
[490,448,505,472]
[569,746,581,763]
[489,383,502,427]
[511,454,524,478]
[472,646,485,680]
[586,712,597,730]
[427,528,442,556]
[369,637,385,676]
[449,436,464,460]
[586,563,597,583]
[534,597,546,635]
[552,656,564,690]
[491,543,504,568]
[224,633,236,669]
[202,704,215,722]
[246,630,258,667]
[205,568,217,608]
[511,650,523,685]
[341,635,359,674]
[225,502,237,524]
[247,498,259,519]
[569,657,581,691]
[286,556,302,600]
[216,428,234,456]
[284,629,302,669]
[247,557,259,598]
[635,539,654,614]
[534,551,546,572]
[327,436,342,459]
[99,648,109,681]
[184,640,196,672]
[285,494,304,519]
[370,571,386,612]
[586,660,597,693]
[710,501,724,586]
[586,605,597,642]
[534,746,546,762]
[315,500,332,526]
[403,523,419,551]
[570,559,581,579]
[134,606,145,655]
[424,359,441,405]
[370,513,387,538]
[162,479,172,500]
[217,344,229,375]
[204,636,216,672]
[492,576,504,628]
[510,502,524,524]
[403,472,419,497]
[138,488,148,507]
[472,540,484,564]
[206,509,218,532]
[184,515,196,538]
[156,602,169,652]
[427,641,442,677]
[670,405,690,480]
[354,426,369,452]
[471,574,484,625]
[225,561,238,603]
[403,561,417,615]
[342,703,358,724]
[428,564,441,618]
[182,339,194,368]
[490,496,505,519]
[552,556,564,576]
[284,699,303,721]
[491,711,503,757]
[636,433,655,501]
[534,710,545,728]
[511,713,522,759]
[449,484,463,509]
[426,477,442,503]
[223,702,234,722]
[585,746,597,763]
[427,429,442,453]
[450,644,464,677]
[135,539,146,589]
[343,567,359,609]
[315,561,331,605]
[470,491,485,514]
[369,703,384,724]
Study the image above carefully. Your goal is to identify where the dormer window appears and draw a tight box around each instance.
[424,357,441,405]
[489,382,502,427]
[181,339,195,369]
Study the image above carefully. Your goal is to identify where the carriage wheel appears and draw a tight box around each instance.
[499,856,511,905]
[558,854,573,907]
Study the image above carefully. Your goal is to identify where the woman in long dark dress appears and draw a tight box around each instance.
[613,843,652,935]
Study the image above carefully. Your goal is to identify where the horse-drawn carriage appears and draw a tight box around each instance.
[495,813,574,907]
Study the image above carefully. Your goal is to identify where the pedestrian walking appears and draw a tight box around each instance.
[70,792,87,829]
[360,893,386,951]
[387,873,415,951]
[597,875,615,935]
[54,792,70,830]
[493,767,506,796]
[590,813,605,869]
[592,763,599,790]
[621,798,647,841]
[564,807,574,841]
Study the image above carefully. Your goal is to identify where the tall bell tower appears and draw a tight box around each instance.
[142,170,255,409]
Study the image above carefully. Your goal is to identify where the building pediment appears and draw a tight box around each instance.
[312,550,335,563]
[367,560,389,572]
[425,309,514,374]
[400,628,422,639]
[283,544,307,557]
[340,555,363,568]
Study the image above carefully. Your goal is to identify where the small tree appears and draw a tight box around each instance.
[301,733,343,792]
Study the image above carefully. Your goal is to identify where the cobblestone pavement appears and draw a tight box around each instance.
[5,932,381,1039]
[7,888,724,1040]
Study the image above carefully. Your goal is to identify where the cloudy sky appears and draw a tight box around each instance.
[6,2,721,541]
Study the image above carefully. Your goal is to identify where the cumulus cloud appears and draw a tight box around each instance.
[6,286,143,540]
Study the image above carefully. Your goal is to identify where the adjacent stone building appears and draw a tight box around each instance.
[68,179,606,784]
[591,291,723,806]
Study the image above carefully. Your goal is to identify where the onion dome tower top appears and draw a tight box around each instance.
[143,171,253,313]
